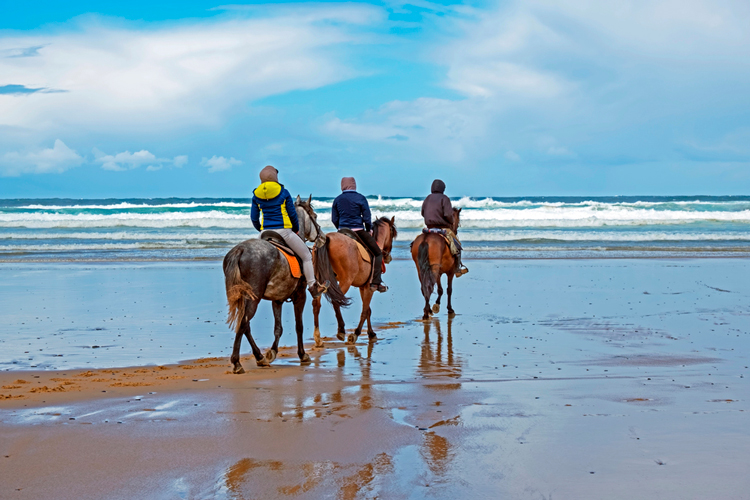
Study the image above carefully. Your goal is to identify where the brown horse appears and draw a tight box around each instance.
[411,208,462,320]
[298,210,397,346]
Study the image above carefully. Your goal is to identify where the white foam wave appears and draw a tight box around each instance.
[13,201,254,210]
[2,204,750,230]
[7,197,750,213]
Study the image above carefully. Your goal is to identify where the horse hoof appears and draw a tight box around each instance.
[432,303,440,313]
[265,350,277,363]
[232,365,245,374]
[345,333,357,345]
[300,353,312,364]
[336,332,346,341]
[256,357,270,367]
[315,341,324,348]
[448,310,456,317]
[368,333,377,341]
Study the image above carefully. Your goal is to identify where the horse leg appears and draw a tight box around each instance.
[259,300,283,366]
[366,301,376,340]
[362,287,376,340]
[334,302,347,341]
[312,296,323,347]
[237,299,263,370]
[230,329,246,374]
[294,290,311,364]
[422,282,432,321]
[447,273,455,316]
[433,275,443,314]
[349,287,374,344]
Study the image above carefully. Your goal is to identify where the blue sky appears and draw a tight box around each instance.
[1,0,749,198]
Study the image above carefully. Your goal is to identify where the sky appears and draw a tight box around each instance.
[1,0,749,198]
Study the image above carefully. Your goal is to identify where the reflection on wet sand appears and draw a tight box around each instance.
[222,454,393,499]
[418,317,463,381]
[420,432,455,480]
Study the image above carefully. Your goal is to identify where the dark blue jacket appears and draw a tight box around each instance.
[251,181,299,233]
[332,190,372,231]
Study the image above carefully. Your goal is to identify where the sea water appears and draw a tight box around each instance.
[1,196,749,261]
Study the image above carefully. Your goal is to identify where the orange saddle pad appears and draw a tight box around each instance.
[276,247,302,279]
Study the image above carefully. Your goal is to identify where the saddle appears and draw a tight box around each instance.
[260,231,303,279]
[337,228,372,263]
[423,228,451,245]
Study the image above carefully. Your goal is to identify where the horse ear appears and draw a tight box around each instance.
[390,216,395,225]
[296,195,301,203]
[308,194,312,205]
[457,207,462,214]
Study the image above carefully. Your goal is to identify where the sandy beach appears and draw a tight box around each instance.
[1,258,749,499]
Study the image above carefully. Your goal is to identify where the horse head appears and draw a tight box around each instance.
[295,194,326,247]
[452,207,461,234]
[373,216,398,264]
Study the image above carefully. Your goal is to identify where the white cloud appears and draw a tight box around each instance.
[0,139,83,176]
[201,155,242,173]
[173,155,188,168]
[0,5,382,135]
[323,0,750,166]
[94,149,158,171]
[93,149,186,171]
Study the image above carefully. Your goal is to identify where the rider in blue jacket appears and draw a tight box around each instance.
[251,165,327,297]
[331,177,387,293]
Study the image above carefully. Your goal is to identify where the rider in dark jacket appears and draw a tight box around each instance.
[421,179,468,276]
[331,177,387,292]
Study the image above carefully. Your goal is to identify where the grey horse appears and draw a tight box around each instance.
[223,195,346,373]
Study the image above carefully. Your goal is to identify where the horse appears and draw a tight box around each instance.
[295,202,397,346]
[223,195,346,373]
[411,208,462,320]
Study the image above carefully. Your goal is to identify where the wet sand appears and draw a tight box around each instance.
[1,259,749,499]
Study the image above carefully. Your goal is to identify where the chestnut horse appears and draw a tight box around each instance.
[411,208,462,320]
[298,210,397,346]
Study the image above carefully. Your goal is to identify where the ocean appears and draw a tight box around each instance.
[1,196,749,261]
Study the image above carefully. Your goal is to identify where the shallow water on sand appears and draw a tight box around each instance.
[1,259,749,499]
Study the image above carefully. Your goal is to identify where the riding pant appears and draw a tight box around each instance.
[274,228,316,286]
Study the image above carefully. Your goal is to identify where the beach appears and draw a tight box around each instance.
[2,258,749,499]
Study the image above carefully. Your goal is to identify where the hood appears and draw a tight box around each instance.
[431,179,446,194]
[259,165,279,183]
[341,176,357,191]
[254,181,282,200]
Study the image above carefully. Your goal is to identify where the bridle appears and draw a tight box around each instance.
[373,219,394,264]
[295,199,326,248]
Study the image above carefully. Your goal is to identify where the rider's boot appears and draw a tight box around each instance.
[308,280,329,298]
[454,251,469,277]
[369,254,388,293]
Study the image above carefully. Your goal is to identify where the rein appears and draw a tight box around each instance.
[296,201,325,248]
[373,219,393,263]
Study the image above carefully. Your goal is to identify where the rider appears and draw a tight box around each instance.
[331,176,388,293]
[421,179,468,277]
[251,165,328,297]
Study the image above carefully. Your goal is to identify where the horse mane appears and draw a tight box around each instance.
[372,216,397,241]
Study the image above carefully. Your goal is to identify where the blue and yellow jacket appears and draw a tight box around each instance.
[251,182,299,232]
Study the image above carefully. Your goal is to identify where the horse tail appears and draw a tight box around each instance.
[314,237,352,308]
[418,240,436,299]
[224,246,257,333]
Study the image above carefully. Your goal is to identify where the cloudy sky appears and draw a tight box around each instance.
[1,0,749,198]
